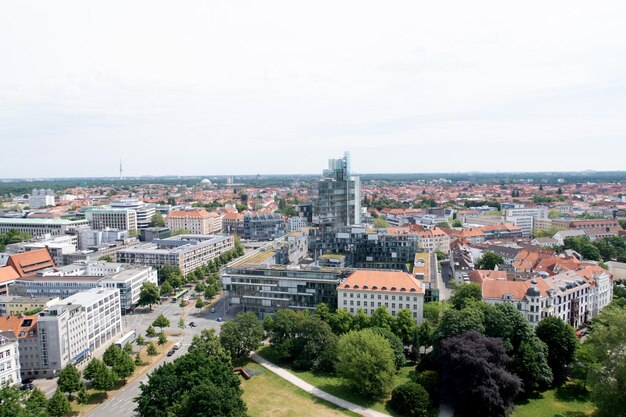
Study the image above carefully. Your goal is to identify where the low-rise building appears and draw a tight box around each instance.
[0,218,89,237]
[222,213,245,235]
[0,316,38,381]
[337,269,425,323]
[0,296,60,316]
[0,332,21,385]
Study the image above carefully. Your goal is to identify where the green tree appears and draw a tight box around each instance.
[188,329,230,361]
[113,351,136,383]
[135,352,144,366]
[580,243,601,261]
[435,221,450,228]
[393,308,417,345]
[98,255,113,262]
[336,329,396,398]
[160,281,174,296]
[195,298,205,309]
[47,390,72,417]
[436,305,485,341]
[76,388,89,405]
[147,342,157,356]
[351,308,371,331]
[136,335,145,346]
[152,314,170,332]
[146,325,157,338]
[25,387,49,417]
[477,252,504,270]
[124,342,133,354]
[138,282,160,311]
[449,283,482,310]
[370,305,395,331]
[389,382,431,417]
[103,344,124,367]
[149,211,165,227]
[373,217,390,228]
[535,316,578,385]
[219,311,264,360]
[327,308,353,335]
[178,318,185,329]
[57,364,83,400]
[371,326,406,369]
[158,332,167,345]
[451,219,462,228]
[423,301,449,326]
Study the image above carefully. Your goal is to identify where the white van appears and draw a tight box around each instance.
[173,342,182,350]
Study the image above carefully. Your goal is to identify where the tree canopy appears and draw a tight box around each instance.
[219,311,264,360]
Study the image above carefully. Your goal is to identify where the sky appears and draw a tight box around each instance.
[1,0,625,178]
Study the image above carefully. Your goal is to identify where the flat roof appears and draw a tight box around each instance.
[0,218,88,225]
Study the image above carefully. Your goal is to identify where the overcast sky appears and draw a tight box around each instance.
[1,1,625,178]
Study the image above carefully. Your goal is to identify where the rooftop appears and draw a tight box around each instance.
[340,269,424,294]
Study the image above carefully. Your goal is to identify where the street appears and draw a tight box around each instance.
[438,260,453,301]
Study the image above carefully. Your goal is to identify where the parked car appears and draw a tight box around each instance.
[216,317,223,322]
[173,342,182,350]
[20,383,34,391]
[167,349,176,357]
[189,322,196,327]
[211,307,216,313]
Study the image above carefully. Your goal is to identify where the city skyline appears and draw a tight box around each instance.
[2,1,625,177]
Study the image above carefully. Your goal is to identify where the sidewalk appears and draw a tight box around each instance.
[250,353,390,417]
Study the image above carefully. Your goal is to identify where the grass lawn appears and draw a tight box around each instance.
[256,346,413,417]
[512,384,596,417]
[241,362,359,417]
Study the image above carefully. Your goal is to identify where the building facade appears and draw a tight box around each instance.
[0,332,21,385]
[0,218,89,237]
[243,214,286,241]
[166,209,221,235]
[28,189,55,209]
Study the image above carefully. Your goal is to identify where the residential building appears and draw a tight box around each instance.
[287,216,307,232]
[273,230,308,265]
[337,269,425,323]
[28,189,55,209]
[0,332,21,385]
[0,316,38,381]
[312,152,361,229]
[86,208,137,231]
[117,234,234,275]
[0,218,89,237]
[222,212,245,235]
[417,227,450,252]
[0,296,59,316]
[166,209,221,235]
[553,229,587,246]
[222,265,352,317]
[243,213,286,241]
[504,206,548,237]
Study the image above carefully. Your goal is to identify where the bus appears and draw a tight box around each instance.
[115,330,137,349]
[172,289,189,302]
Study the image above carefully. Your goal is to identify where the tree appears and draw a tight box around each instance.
[477,252,504,270]
[158,332,167,345]
[25,387,49,417]
[57,364,83,400]
[393,308,417,345]
[152,314,170,332]
[371,327,406,369]
[138,282,160,311]
[423,302,449,326]
[509,336,553,392]
[580,243,601,261]
[373,217,390,228]
[124,342,133,354]
[98,255,113,262]
[389,382,431,417]
[195,298,205,309]
[47,390,72,417]
[149,211,165,227]
[351,308,371,331]
[146,325,157,338]
[336,329,396,398]
[189,329,230,361]
[113,351,136,383]
[76,388,89,405]
[439,331,522,417]
[160,281,174,296]
[178,318,185,329]
[451,219,462,228]
[535,316,578,385]
[449,283,482,310]
[435,221,450,228]
[582,305,626,417]
[134,349,247,417]
[327,308,353,334]
[436,305,485,342]
[370,305,395,331]
[136,335,145,346]
[147,342,157,356]
[219,311,264,360]
[103,344,124,367]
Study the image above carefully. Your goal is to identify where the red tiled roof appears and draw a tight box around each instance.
[0,315,38,339]
[0,266,20,285]
[339,270,424,294]
[6,249,55,277]
[167,209,211,219]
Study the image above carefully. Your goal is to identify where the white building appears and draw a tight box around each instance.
[111,199,156,229]
[86,208,138,231]
[287,216,307,232]
[166,209,221,234]
[337,270,425,323]
[28,189,55,209]
[59,288,122,353]
[504,206,548,237]
[78,228,128,250]
[0,332,21,385]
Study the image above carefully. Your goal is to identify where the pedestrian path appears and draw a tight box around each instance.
[250,353,390,417]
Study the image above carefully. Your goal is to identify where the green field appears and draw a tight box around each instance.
[512,384,596,417]
[256,346,413,416]
[240,362,359,417]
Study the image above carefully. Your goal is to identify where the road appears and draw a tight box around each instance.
[84,294,227,417]
[437,260,453,301]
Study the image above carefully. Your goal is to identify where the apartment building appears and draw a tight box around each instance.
[117,234,234,275]
[28,189,55,209]
[222,212,245,235]
[166,209,221,234]
[0,296,60,316]
[86,208,138,231]
[0,332,21,385]
[0,218,89,237]
[504,206,548,237]
[337,270,425,323]
[222,265,351,317]
[416,227,450,252]
[0,316,39,381]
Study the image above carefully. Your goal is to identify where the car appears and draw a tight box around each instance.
[20,383,34,391]
[167,349,176,357]
[216,317,223,322]
[211,307,216,313]
[173,342,182,350]
[189,321,196,327]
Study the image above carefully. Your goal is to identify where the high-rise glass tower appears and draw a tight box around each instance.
[312,152,361,229]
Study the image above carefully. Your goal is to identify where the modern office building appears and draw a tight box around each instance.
[287,216,307,232]
[0,218,89,237]
[222,265,352,317]
[0,332,21,385]
[243,213,286,241]
[28,189,55,209]
[222,212,245,235]
[312,152,361,229]
[85,208,138,231]
[111,199,156,229]
[308,226,421,271]
[337,270,425,323]
[78,228,128,250]
[117,234,234,275]
[504,206,549,237]
[166,209,221,235]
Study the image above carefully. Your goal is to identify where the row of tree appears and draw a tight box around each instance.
[564,235,626,263]
[0,384,73,417]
